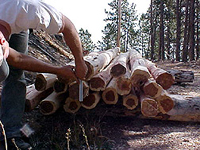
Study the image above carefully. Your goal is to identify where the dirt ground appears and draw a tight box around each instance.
[21,60,200,150]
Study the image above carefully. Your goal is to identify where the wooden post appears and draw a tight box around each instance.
[35,73,57,91]
[102,77,119,104]
[110,52,129,77]
[81,92,100,109]
[63,97,81,114]
[39,92,67,115]
[68,81,89,100]
[25,85,53,112]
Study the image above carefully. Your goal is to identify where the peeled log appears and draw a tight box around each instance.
[143,78,163,98]
[110,52,129,77]
[25,84,53,112]
[68,81,89,100]
[53,79,68,94]
[81,92,100,109]
[146,60,175,90]
[130,58,151,87]
[140,94,159,117]
[35,73,57,91]
[116,68,131,95]
[123,88,139,110]
[102,77,118,104]
[39,92,66,115]
[63,97,81,114]
[89,56,119,91]
[155,90,174,114]
[84,47,120,80]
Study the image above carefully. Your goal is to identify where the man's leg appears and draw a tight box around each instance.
[0,31,32,149]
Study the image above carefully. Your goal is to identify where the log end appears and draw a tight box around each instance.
[53,80,67,93]
[35,76,46,91]
[143,80,162,98]
[102,88,118,105]
[40,101,56,115]
[158,96,174,114]
[89,77,105,91]
[82,93,100,109]
[141,99,159,117]
[110,64,126,77]
[63,98,81,114]
[116,77,131,95]
[123,95,138,110]
[156,72,175,90]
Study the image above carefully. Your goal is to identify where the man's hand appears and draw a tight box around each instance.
[56,65,78,83]
[0,31,9,59]
[75,60,88,80]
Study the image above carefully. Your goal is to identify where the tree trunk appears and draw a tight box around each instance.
[81,92,100,109]
[143,78,163,98]
[145,60,175,90]
[84,47,120,80]
[196,0,199,59]
[189,0,195,61]
[116,68,131,95]
[110,52,130,77]
[150,0,155,60]
[102,77,119,105]
[129,50,151,87]
[53,79,68,94]
[39,92,67,115]
[159,0,165,60]
[25,85,53,112]
[176,0,181,61]
[123,87,139,110]
[63,97,81,114]
[35,73,57,91]
[89,56,119,91]
[140,94,159,117]
[167,69,194,83]
[68,81,89,100]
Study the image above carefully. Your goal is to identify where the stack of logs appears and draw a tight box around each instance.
[25,48,200,122]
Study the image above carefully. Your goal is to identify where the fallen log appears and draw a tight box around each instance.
[123,87,139,110]
[25,85,53,112]
[155,90,174,114]
[110,52,129,77]
[89,56,119,91]
[68,81,89,100]
[116,68,131,95]
[167,69,194,83]
[143,78,163,98]
[102,77,118,105]
[35,73,57,91]
[39,92,67,115]
[129,50,151,87]
[53,79,68,94]
[84,47,120,80]
[145,60,175,90]
[81,92,100,109]
[63,97,81,114]
[140,94,159,117]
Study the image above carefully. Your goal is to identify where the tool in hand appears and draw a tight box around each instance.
[79,79,83,102]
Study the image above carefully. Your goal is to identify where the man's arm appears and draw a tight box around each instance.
[59,15,88,80]
[7,47,78,82]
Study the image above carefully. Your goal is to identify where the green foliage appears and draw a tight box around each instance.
[79,28,96,52]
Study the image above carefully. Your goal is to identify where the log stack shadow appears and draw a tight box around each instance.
[25,48,200,122]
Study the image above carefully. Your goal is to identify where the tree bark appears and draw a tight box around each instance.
[110,52,129,77]
[63,97,81,114]
[39,92,67,115]
[35,73,57,91]
[81,92,100,109]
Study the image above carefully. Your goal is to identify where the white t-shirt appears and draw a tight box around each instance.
[0,0,63,34]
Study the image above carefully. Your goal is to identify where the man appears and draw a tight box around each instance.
[0,0,88,149]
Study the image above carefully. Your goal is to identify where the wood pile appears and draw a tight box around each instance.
[25,48,200,122]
